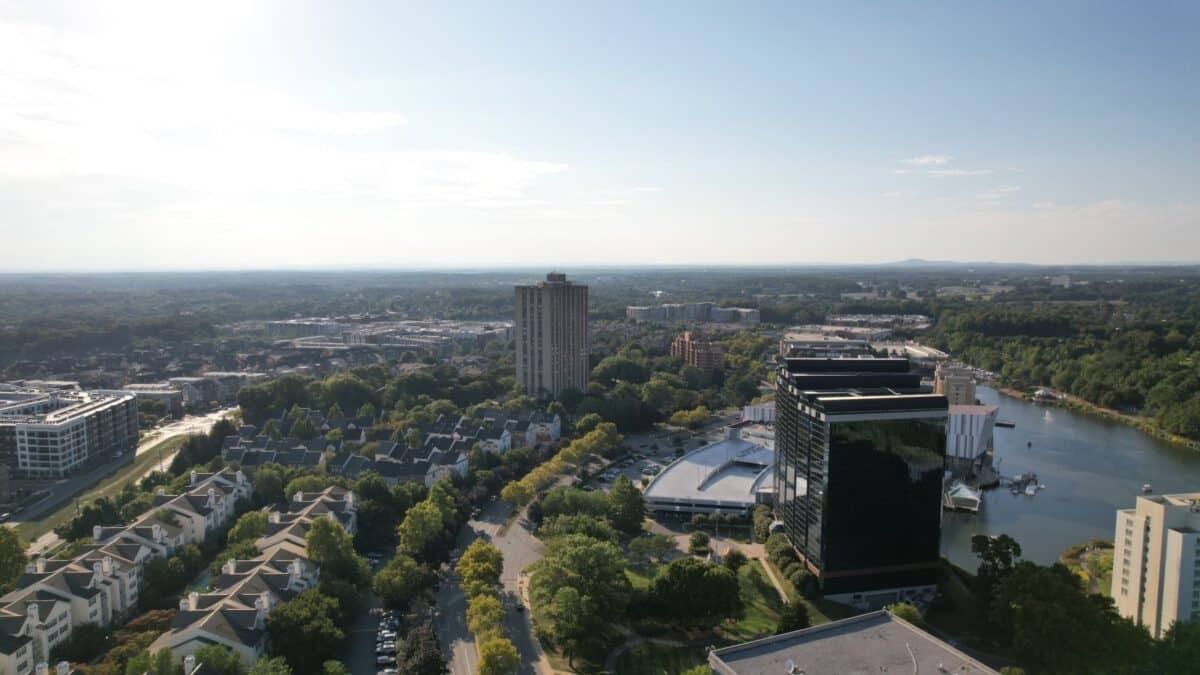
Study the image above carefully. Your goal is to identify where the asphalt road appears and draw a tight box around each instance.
[436,497,547,675]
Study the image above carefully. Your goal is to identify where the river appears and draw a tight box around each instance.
[940,386,1200,569]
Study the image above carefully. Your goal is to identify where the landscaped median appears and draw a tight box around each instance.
[16,434,189,543]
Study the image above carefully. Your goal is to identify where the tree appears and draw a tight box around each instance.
[543,586,588,665]
[1154,618,1200,672]
[628,533,674,565]
[752,505,773,542]
[0,527,27,593]
[261,418,282,440]
[467,593,505,640]
[327,402,345,419]
[457,540,503,598]
[396,625,448,675]
[688,531,710,555]
[192,644,245,675]
[321,662,348,675]
[647,557,742,623]
[305,517,368,587]
[247,657,293,675]
[971,533,1022,635]
[228,511,268,544]
[253,463,286,505]
[723,549,748,572]
[529,535,632,635]
[574,412,602,435]
[477,637,519,675]
[285,474,331,498]
[357,402,377,420]
[373,554,425,609]
[887,602,922,627]
[775,601,810,634]
[267,589,344,674]
[989,561,1150,673]
[607,476,645,535]
[538,514,617,543]
[290,416,317,440]
[500,481,534,508]
[398,501,444,558]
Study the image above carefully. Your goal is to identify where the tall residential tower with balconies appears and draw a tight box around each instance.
[515,272,588,398]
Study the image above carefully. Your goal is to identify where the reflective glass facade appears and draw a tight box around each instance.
[775,358,947,597]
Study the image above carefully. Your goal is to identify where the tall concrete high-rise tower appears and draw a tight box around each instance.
[514,272,589,397]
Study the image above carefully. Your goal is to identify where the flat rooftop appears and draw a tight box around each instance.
[710,610,998,675]
[643,431,772,509]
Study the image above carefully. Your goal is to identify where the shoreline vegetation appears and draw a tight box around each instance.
[991,383,1200,451]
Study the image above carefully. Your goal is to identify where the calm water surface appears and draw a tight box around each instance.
[941,386,1200,568]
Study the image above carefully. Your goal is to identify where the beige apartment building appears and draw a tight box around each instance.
[934,364,977,405]
[1112,492,1200,638]
[514,272,588,397]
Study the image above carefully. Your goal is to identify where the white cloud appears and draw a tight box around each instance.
[900,154,952,166]
[0,14,565,213]
[927,168,993,177]
[977,185,1021,201]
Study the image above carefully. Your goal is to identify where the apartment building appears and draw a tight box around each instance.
[149,486,355,665]
[0,470,251,675]
[934,364,977,406]
[1112,492,1200,638]
[670,332,725,374]
[515,273,589,397]
[0,389,138,478]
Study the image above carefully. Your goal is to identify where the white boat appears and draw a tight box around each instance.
[1142,483,1153,493]
[1024,484,1038,497]
[944,482,983,512]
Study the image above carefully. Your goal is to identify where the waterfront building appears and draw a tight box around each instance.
[709,610,997,674]
[934,364,977,405]
[514,273,589,397]
[0,389,138,478]
[670,331,725,374]
[1112,492,1200,638]
[945,404,998,472]
[774,357,948,608]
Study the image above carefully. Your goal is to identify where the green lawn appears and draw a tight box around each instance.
[615,643,706,675]
[760,558,857,626]
[16,435,188,543]
[726,561,784,639]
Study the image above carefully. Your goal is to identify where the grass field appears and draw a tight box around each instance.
[726,561,784,639]
[16,435,188,543]
[760,557,857,626]
[615,643,706,675]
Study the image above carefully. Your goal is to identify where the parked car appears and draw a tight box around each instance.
[376,656,395,666]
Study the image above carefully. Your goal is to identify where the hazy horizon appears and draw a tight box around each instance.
[2,1,1197,271]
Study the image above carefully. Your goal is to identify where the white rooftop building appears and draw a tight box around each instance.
[642,428,773,515]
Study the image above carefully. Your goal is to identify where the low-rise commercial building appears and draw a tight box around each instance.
[643,428,773,515]
[934,364,977,405]
[709,610,997,674]
[1113,492,1200,638]
[626,303,759,324]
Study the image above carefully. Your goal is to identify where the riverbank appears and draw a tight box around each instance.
[989,382,1200,451]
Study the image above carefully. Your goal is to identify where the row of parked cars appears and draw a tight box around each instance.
[375,608,402,672]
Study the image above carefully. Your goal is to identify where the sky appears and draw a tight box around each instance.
[1,1,1197,271]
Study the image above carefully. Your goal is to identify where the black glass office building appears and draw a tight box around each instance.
[774,357,947,606]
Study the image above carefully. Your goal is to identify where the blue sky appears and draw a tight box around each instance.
[1,1,1196,270]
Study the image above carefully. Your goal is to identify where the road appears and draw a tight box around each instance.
[436,497,548,675]
[136,407,237,456]
[20,407,237,556]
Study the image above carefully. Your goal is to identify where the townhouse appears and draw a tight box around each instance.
[0,470,251,675]
[149,486,355,666]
